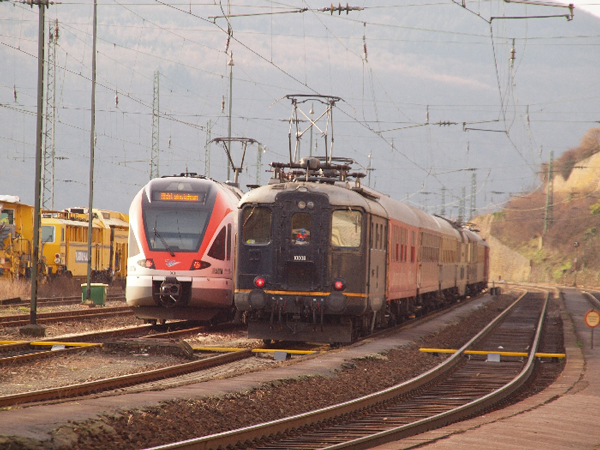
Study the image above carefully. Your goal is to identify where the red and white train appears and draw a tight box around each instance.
[234,157,489,343]
[126,173,242,324]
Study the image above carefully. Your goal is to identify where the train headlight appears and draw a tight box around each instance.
[254,276,266,288]
[190,260,211,270]
[298,201,306,209]
[333,279,346,291]
[137,258,155,269]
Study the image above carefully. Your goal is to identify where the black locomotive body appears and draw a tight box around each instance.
[236,179,379,343]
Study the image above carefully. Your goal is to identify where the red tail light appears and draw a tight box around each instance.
[137,259,155,269]
[333,279,345,291]
[190,260,211,270]
[254,276,266,288]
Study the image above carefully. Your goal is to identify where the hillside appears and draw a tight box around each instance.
[473,128,600,286]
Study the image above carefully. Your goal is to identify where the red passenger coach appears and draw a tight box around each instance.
[126,173,242,324]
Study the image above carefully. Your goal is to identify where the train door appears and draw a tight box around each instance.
[367,216,387,314]
[274,192,329,292]
[330,208,366,296]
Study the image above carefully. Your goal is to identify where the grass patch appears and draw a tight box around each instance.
[0,279,30,301]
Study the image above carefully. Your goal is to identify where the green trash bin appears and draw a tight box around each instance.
[81,283,107,306]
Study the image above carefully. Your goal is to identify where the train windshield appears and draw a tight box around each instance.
[142,179,217,253]
[143,208,211,252]
[242,206,271,245]
[331,210,362,248]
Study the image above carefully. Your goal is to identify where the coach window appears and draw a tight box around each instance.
[292,213,310,245]
[243,206,271,245]
[331,210,362,248]
[208,227,226,260]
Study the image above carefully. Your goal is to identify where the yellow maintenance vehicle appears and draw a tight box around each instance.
[0,195,35,279]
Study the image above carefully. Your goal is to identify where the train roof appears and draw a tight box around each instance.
[242,180,463,239]
[240,180,387,217]
[0,195,21,204]
[241,157,477,241]
[41,217,102,228]
[59,208,129,228]
[461,227,488,246]
[143,174,242,203]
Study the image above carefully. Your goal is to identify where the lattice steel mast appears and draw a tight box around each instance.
[42,19,59,210]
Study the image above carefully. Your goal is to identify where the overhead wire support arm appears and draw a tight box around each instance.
[210,137,259,187]
[504,0,574,20]
[208,4,363,21]
[209,8,309,21]
[452,0,574,22]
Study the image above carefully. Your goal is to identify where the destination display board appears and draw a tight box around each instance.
[155,192,201,202]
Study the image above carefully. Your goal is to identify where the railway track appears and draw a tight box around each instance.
[0,293,494,412]
[0,305,134,328]
[0,348,253,408]
[144,289,553,450]
[0,294,126,310]
[0,322,246,369]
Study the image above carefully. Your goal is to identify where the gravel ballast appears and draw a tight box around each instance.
[0,292,564,450]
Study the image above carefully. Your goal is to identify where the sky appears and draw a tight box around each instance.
[564,0,600,18]
[1,0,599,220]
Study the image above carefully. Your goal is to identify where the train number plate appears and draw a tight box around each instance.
[294,255,307,261]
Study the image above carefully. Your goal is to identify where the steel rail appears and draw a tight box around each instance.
[144,291,542,450]
[0,306,134,327]
[0,305,132,322]
[0,348,253,408]
[0,294,125,309]
[0,323,248,384]
[317,290,549,450]
[0,344,101,367]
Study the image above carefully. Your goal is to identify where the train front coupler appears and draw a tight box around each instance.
[158,277,182,307]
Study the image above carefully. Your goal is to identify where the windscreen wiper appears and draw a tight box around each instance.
[153,227,176,257]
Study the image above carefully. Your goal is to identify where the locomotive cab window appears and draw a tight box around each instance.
[1,209,14,225]
[41,225,55,244]
[243,206,271,245]
[331,210,362,248]
[292,213,310,245]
